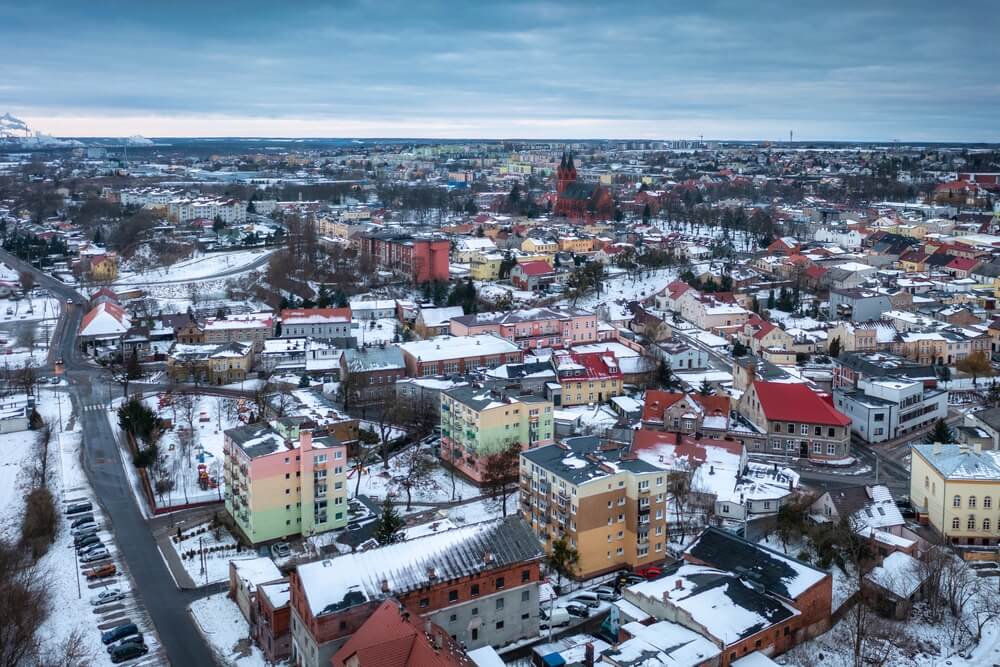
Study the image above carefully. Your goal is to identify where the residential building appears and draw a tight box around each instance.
[470,253,503,281]
[810,484,919,557]
[452,237,497,263]
[414,306,465,339]
[288,517,543,666]
[440,386,554,482]
[347,298,396,321]
[828,289,892,322]
[553,349,624,407]
[619,527,831,667]
[224,426,348,545]
[910,442,1000,547]
[331,600,474,667]
[340,345,406,407]
[520,436,670,578]
[399,334,523,377]
[359,232,450,283]
[449,307,598,350]
[510,261,556,290]
[256,580,292,663]
[654,340,708,371]
[826,320,897,354]
[167,196,247,224]
[166,341,254,385]
[738,381,851,460]
[641,391,730,436]
[831,351,937,390]
[0,393,32,434]
[834,376,947,443]
[521,237,557,254]
[964,407,1000,450]
[200,313,276,352]
[280,308,352,345]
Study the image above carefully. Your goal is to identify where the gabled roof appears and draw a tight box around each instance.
[516,260,555,276]
[280,307,352,324]
[78,301,131,338]
[331,600,472,667]
[751,381,850,426]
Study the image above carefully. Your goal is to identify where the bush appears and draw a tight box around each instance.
[132,444,159,468]
[20,488,57,559]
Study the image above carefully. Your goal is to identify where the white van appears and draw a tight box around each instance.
[540,607,571,629]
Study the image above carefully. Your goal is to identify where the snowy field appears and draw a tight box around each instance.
[115,248,275,286]
[352,443,480,507]
[444,496,516,526]
[190,592,270,667]
[564,267,677,311]
[0,295,60,323]
[352,317,400,346]
[143,392,244,510]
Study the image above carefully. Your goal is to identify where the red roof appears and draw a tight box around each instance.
[331,601,472,667]
[517,260,554,276]
[947,257,978,271]
[752,381,850,426]
[631,429,744,463]
[805,265,827,280]
[641,390,730,423]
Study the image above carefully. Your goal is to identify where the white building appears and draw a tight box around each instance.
[834,376,948,443]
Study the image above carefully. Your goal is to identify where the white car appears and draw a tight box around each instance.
[90,589,124,606]
[80,547,110,563]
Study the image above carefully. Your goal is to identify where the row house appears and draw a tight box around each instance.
[280,307,353,346]
[449,306,598,350]
[177,312,275,352]
[520,437,671,579]
[224,426,348,545]
[288,517,543,666]
[738,380,852,460]
[399,334,523,377]
[440,386,554,482]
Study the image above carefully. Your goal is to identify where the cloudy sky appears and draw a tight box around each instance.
[4,1,998,141]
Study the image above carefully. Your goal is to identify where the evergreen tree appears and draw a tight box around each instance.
[317,285,331,308]
[547,536,579,592]
[699,378,713,396]
[298,374,311,388]
[929,418,955,444]
[732,340,748,357]
[767,289,775,309]
[373,496,405,545]
[828,336,841,359]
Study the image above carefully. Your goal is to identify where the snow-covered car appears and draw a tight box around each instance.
[90,589,125,606]
[79,547,110,563]
[270,542,291,558]
[591,585,619,601]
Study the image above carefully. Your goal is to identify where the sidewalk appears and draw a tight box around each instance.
[151,507,222,590]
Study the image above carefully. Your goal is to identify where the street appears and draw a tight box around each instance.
[1,248,219,666]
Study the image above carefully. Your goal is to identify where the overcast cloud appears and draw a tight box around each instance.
[3,1,998,140]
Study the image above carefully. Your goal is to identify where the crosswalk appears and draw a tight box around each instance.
[81,404,111,412]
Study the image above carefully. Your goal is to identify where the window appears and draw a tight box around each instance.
[522,569,530,582]
[521,612,530,620]
[827,443,836,455]
[970,496,977,509]
[787,423,794,434]
[828,427,835,437]
[968,516,977,530]
[471,584,479,597]
[495,621,504,630]
[449,590,458,602]
[521,590,530,602]
[449,614,457,623]
[495,598,504,610]
[924,476,929,489]
[985,518,992,531]
[986,497,993,509]
[315,454,327,464]
[813,442,822,454]
[471,607,478,616]
[419,598,429,608]
[800,424,808,435]
[495,577,505,590]
[874,413,885,422]
[954,495,962,508]
[471,628,478,641]
[953,517,961,529]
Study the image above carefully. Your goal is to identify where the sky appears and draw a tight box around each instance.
[3,1,999,142]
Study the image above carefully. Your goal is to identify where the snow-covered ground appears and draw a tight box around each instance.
[144,392,244,509]
[352,443,480,507]
[168,520,258,586]
[115,248,274,286]
[563,267,677,311]
[190,592,270,666]
[352,317,400,346]
[0,295,59,323]
[444,496,516,526]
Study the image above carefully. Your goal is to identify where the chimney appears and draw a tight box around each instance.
[584,642,595,667]
[674,579,683,591]
[381,578,390,593]
[674,431,681,445]
[300,429,313,453]
[424,620,432,636]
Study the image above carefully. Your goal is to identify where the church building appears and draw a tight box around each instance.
[553,152,614,221]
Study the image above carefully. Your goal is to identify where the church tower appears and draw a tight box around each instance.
[556,151,577,194]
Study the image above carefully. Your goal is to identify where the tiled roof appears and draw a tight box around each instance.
[752,381,850,426]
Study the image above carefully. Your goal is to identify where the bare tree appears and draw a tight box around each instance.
[352,443,376,498]
[0,544,48,667]
[43,628,95,667]
[394,445,438,511]
[481,441,521,517]
[14,322,37,351]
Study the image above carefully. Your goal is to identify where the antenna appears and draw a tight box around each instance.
[789,130,793,144]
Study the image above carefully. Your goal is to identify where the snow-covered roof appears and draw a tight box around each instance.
[294,517,542,618]
[605,620,721,666]
[865,551,925,599]
[400,334,520,362]
[913,443,1000,480]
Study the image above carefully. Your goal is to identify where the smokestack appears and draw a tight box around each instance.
[300,429,313,452]
[585,642,595,667]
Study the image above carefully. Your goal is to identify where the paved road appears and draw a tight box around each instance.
[1,249,218,666]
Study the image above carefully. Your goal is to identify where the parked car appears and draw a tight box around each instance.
[74,534,102,550]
[107,634,144,653]
[110,642,148,663]
[65,501,92,516]
[567,593,600,608]
[84,564,116,580]
[540,607,571,629]
[636,565,663,580]
[72,523,99,538]
[270,542,291,558]
[70,516,95,529]
[90,589,125,606]
[79,547,110,563]
[346,521,362,532]
[78,542,106,558]
[617,573,646,587]
[563,604,589,618]
[591,585,619,601]
[101,623,139,645]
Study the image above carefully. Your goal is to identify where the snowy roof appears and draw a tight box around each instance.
[865,551,925,599]
[400,334,520,362]
[78,301,131,337]
[231,557,282,591]
[626,563,799,645]
[294,517,542,618]
[912,443,1000,480]
[605,620,721,666]
[418,306,466,327]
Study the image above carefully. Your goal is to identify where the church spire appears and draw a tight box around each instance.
[560,153,567,169]
[567,152,575,170]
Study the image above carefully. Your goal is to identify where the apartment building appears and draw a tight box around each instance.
[280,307,353,345]
[224,426,348,545]
[399,334,523,377]
[358,232,450,283]
[834,376,947,443]
[166,341,254,385]
[449,306,598,350]
[440,386,554,483]
[520,436,670,579]
[340,346,407,407]
[288,517,543,666]
[911,443,1000,547]
[553,350,623,407]
[167,196,247,224]
[738,381,852,460]
[177,312,276,352]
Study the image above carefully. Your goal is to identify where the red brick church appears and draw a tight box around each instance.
[554,152,614,221]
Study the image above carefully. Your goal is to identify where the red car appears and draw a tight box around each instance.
[84,563,117,580]
[635,565,663,580]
